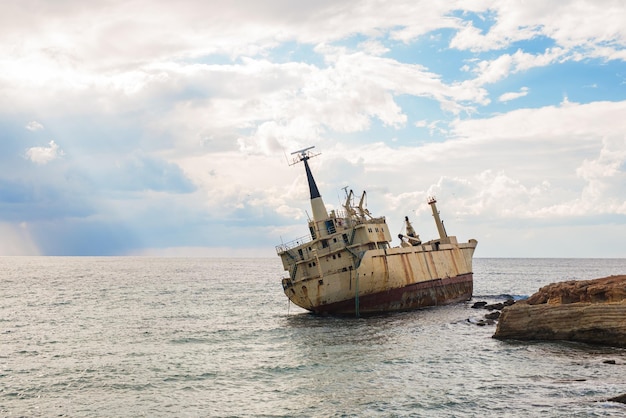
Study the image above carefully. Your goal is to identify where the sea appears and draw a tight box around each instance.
[1,257,626,417]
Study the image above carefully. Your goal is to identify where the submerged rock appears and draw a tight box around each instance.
[469,298,515,325]
[484,311,501,320]
[467,299,515,326]
[494,275,626,348]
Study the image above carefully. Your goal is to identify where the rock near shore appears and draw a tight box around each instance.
[494,275,626,348]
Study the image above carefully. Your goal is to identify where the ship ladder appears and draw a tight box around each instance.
[285,249,297,261]
[284,250,299,280]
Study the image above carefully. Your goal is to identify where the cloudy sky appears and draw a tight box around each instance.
[1,0,625,257]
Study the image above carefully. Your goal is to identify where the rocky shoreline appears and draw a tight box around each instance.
[474,275,626,405]
[493,275,626,348]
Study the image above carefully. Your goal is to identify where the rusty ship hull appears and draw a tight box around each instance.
[279,237,476,315]
[277,147,477,316]
[310,273,473,315]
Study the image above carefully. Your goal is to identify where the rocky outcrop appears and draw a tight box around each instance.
[494,275,626,347]
[524,276,626,305]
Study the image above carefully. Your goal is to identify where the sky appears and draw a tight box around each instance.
[1,0,625,257]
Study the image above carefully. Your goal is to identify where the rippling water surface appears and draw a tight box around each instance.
[1,257,626,417]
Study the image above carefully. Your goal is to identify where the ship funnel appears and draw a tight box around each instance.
[428,196,447,240]
[290,146,328,223]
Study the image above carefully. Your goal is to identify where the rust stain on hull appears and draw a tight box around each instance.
[310,273,473,315]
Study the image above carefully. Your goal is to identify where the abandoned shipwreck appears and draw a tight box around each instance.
[276,147,477,315]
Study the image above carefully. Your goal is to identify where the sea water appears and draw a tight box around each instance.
[1,257,625,417]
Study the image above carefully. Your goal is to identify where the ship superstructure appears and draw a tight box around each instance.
[276,147,477,315]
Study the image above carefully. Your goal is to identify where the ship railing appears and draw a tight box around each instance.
[276,234,312,254]
[276,215,387,254]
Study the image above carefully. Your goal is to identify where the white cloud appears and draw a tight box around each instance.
[575,136,626,213]
[150,49,494,158]
[298,100,626,230]
[469,48,567,88]
[25,140,64,165]
[1,1,626,256]
[450,1,626,58]
[357,40,389,56]
[498,86,529,102]
[450,100,626,142]
[26,121,44,131]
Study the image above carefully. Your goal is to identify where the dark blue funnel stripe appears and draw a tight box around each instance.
[303,157,321,199]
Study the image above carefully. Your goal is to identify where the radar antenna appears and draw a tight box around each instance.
[289,146,320,165]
